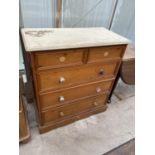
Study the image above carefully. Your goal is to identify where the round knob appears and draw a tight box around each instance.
[59,112,64,117]
[59,77,65,83]
[93,102,98,106]
[99,69,104,75]
[59,96,65,102]
[96,87,101,93]
[59,56,66,62]
[104,51,109,57]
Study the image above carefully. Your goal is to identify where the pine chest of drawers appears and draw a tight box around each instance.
[21,28,129,133]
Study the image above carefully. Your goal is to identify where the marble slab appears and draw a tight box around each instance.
[21,28,130,52]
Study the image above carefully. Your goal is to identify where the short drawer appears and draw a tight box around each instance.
[88,45,124,63]
[37,61,118,92]
[41,94,108,124]
[34,48,86,69]
[39,79,113,110]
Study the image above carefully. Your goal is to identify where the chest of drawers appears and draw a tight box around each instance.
[21,28,129,133]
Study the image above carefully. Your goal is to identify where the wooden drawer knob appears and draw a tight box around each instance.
[99,69,104,75]
[59,77,65,83]
[93,102,98,106]
[59,96,65,102]
[59,112,64,117]
[104,51,109,57]
[59,56,66,62]
[96,87,101,93]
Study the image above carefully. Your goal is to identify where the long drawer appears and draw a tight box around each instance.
[41,93,108,125]
[36,61,119,93]
[39,79,113,110]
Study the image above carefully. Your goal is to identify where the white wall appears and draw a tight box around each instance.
[110,0,135,43]
[61,0,117,28]
[20,0,56,28]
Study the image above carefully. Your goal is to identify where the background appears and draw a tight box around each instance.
[19,0,135,70]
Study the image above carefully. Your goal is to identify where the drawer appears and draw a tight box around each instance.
[41,94,108,124]
[39,79,113,110]
[37,61,118,92]
[34,48,86,69]
[88,45,124,63]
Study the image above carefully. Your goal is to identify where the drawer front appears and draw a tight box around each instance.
[41,94,108,124]
[39,79,113,110]
[37,61,118,92]
[34,49,86,69]
[88,46,124,63]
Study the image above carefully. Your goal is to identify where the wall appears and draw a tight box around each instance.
[20,0,56,28]
[110,0,135,42]
[61,0,117,28]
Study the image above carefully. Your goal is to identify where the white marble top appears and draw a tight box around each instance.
[21,28,130,52]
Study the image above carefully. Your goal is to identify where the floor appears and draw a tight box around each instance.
[19,80,135,155]
[105,139,135,155]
